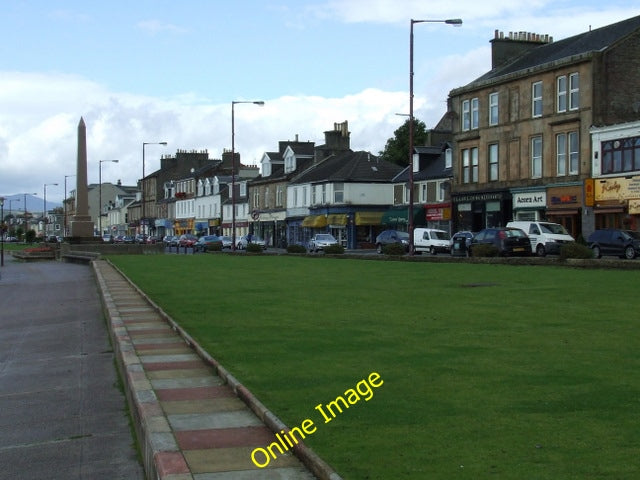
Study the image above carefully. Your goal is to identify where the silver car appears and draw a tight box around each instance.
[308,233,338,252]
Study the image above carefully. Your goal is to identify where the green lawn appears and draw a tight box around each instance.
[108,254,640,479]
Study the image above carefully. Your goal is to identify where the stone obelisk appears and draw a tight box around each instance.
[70,117,94,238]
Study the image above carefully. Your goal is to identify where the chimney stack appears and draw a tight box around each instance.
[491,29,552,69]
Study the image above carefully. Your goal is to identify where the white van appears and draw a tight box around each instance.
[506,221,575,256]
[413,228,451,255]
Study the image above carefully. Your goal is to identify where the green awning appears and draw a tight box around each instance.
[381,206,426,227]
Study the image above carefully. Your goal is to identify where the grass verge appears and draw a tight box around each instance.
[107,254,640,480]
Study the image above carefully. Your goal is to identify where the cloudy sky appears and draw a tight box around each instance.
[2,0,639,204]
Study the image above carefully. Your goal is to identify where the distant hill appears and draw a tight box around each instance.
[1,194,62,215]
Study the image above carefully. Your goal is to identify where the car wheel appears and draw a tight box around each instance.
[536,244,546,257]
[624,245,635,259]
[592,245,601,259]
[376,243,383,254]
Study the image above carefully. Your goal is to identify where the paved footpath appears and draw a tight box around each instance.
[93,259,332,480]
[0,259,144,480]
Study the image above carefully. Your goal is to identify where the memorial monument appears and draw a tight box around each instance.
[70,117,95,239]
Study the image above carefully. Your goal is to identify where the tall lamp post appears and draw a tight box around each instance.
[43,183,58,238]
[142,142,167,238]
[64,174,75,237]
[0,197,5,267]
[231,100,264,251]
[408,18,462,254]
[99,160,119,236]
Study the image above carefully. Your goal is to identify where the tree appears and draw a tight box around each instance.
[378,118,428,167]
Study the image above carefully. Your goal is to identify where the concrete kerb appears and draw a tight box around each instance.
[98,259,343,480]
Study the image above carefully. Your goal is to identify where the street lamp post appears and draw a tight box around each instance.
[408,18,462,254]
[64,175,75,237]
[231,100,264,251]
[142,142,167,238]
[99,160,119,236]
[8,199,20,230]
[43,183,58,238]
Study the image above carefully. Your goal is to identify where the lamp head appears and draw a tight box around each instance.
[445,18,463,26]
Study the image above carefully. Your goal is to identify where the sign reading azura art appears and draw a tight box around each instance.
[512,191,546,208]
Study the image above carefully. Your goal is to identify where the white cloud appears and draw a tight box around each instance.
[0,73,433,202]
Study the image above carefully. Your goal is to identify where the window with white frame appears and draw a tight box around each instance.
[531,136,543,178]
[489,92,499,126]
[471,97,479,129]
[532,81,543,117]
[334,182,344,203]
[462,99,470,131]
[276,186,283,206]
[471,147,478,182]
[253,189,259,208]
[462,147,478,183]
[556,131,579,176]
[462,149,470,183]
[437,181,446,202]
[569,73,579,110]
[303,186,308,206]
[240,182,246,197]
[264,187,269,208]
[445,148,452,169]
[488,143,499,181]
[557,76,567,112]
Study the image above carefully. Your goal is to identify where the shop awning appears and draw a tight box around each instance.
[302,215,327,228]
[381,206,427,227]
[355,211,384,225]
[327,214,348,226]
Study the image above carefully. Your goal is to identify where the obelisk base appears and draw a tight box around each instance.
[70,215,95,238]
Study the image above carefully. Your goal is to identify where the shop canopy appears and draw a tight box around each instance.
[301,215,327,228]
[381,206,427,228]
[354,211,384,225]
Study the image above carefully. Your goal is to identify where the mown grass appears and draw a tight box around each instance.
[108,254,640,480]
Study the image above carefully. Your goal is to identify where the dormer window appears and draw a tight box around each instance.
[263,161,271,177]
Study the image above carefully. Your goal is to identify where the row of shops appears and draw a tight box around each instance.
[109,175,640,247]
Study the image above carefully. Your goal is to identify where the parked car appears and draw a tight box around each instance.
[413,228,450,255]
[134,234,148,244]
[163,235,176,246]
[236,235,266,250]
[122,235,135,244]
[506,221,575,256]
[375,230,409,254]
[308,233,339,252]
[468,227,532,257]
[450,231,475,257]
[178,234,198,247]
[194,235,223,252]
[587,229,640,259]
[146,236,160,244]
[220,235,233,249]
[102,234,114,243]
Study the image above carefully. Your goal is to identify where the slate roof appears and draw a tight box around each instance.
[393,145,452,183]
[467,14,640,87]
[292,151,402,184]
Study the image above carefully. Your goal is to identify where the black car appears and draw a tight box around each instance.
[468,227,532,257]
[375,230,409,253]
[587,229,640,259]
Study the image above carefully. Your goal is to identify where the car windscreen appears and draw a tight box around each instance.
[432,231,449,240]
[316,234,334,241]
[505,229,527,237]
[397,232,409,240]
[540,223,569,235]
[623,230,640,240]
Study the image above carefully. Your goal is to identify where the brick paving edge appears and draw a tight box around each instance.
[93,259,343,480]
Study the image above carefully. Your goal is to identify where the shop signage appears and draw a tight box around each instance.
[513,191,546,209]
[584,178,594,207]
[596,176,640,201]
[629,199,640,215]
[453,192,506,203]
